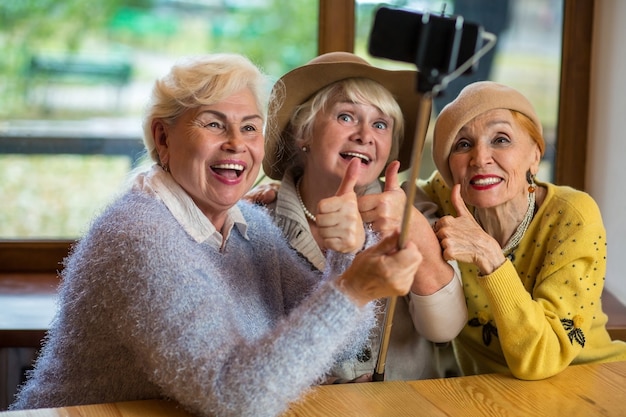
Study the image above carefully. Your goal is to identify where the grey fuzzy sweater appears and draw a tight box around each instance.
[10,187,374,417]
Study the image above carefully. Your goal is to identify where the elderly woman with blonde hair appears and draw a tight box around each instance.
[10,54,422,417]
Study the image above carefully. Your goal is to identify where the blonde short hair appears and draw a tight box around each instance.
[141,54,271,164]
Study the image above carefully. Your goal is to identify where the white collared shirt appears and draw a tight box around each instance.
[131,165,249,252]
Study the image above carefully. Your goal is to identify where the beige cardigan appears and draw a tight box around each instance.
[265,169,466,380]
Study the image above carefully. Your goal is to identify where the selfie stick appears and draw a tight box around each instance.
[370,8,497,382]
[371,92,432,382]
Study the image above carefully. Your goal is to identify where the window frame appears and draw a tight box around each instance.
[1,0,592,272]
[556,0,593,190]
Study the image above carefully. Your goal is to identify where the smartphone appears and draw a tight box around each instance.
[368,6,483,89]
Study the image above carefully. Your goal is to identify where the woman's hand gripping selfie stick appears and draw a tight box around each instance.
[372,92,432,382]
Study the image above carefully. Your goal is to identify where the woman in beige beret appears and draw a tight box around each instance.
[258,52,467,382]
[424,81,626,380]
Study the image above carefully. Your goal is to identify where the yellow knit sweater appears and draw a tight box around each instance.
[419,171,626,380]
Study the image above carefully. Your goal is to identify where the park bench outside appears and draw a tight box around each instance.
[25,54,133,112]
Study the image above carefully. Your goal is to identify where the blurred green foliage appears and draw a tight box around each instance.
[0,154,132,237]
[0,0,318,238]
[0,0,317,118]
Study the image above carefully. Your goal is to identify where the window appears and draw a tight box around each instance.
[0,0,594,242]
[0,0,318,239]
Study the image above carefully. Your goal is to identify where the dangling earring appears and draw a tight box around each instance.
[526,170,536,193]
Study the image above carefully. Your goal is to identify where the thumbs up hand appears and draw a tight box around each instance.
[433,184,506,275]
[358,160,406,238]
[316,158,366,254]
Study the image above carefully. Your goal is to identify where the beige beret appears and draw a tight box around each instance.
[432,81,544,186]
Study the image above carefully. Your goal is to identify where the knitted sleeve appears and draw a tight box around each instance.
[8,193,377,417]
[478,190,608,379]
[105,197,376,417]
[322,228,379,361]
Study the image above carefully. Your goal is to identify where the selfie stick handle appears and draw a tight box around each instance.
[372,92,433,382]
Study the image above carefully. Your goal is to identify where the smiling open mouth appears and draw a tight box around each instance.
[340,152,371,165]
[211,163,244,179]
[470,177,503,186]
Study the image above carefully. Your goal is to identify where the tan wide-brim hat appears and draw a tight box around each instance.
[433,81,545,187]
[263,51,425,180]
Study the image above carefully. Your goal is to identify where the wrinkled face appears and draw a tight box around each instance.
[154,88,264,220]
[307,100,394,190]
[448,109,541,209]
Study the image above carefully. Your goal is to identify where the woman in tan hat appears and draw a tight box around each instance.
[260,52,467,382]
[425,81,626,380]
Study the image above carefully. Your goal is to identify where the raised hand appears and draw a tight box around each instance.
[433,184,505,275]
[338,232,421,307]
[358,160,406,238]
[243,182,280,205]
[316,158,366,254]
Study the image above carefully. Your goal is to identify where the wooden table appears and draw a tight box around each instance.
[0,399,190,417]
[2,361,624,417]
[284,360,626,417]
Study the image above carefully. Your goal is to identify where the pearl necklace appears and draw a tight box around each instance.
[296,177,316,222]
[475,190,536,257]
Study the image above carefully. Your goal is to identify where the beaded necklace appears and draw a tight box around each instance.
[475,190,536,257]
[296,177,316,223]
